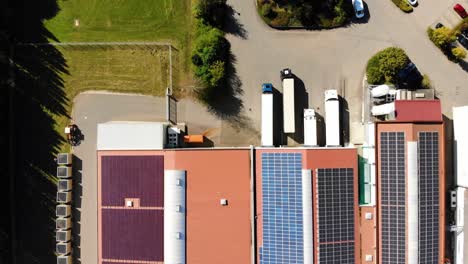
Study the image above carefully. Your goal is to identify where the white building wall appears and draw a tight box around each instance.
[407,142,419,264]
[164,170,186,264]
[454,106,468,187]
[302,169,313,264]
[455,187,465,264]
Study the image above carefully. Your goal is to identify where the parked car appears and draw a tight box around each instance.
[458,34,468,49]
[407,0,417,7]
[454,3,468,18]
[352,0,365,18]
[397,62,423,89]
[435,23,444,29]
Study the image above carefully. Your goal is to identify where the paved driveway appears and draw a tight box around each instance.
[226,0,468,144]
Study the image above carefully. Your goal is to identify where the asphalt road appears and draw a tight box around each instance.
[226,0,468,144]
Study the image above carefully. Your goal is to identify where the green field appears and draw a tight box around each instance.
[46,0,191,44]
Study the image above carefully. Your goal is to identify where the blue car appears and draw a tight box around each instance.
[262,83,273,93]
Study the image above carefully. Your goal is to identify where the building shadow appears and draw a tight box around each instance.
[314,112,326,147]
[339,95,350,146]
[288,75,309,144]
[272,86,283,146]
[443,115,454,190]
[3,0,70,263]
[71,155,82,264]
[224,5,248,39]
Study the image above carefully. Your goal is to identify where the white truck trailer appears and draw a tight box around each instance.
[304,109,317,146]
[325,90,340,146]
[261,84,274,146]
[283,78,295,133]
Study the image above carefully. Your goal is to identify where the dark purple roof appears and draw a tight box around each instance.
[101,156,164,207]
[102,209,163,261]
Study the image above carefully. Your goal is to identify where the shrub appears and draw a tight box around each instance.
[452,47,467,60]
[391,0,413,13]
[428,26,456,48]
[421,74,432,89]
[260,2,276,19]
[270,11,291,27]
[366,47,410,84]
[208,60,226,87]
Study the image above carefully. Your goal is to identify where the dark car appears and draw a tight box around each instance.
[397,62,423,89]
[454,3,468,18]
[435,22,444,29]
[458,34,468,49]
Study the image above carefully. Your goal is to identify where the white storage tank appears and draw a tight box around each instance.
[56,205,71,217]
[56,230,71,242]
[56,217,72,230]
[57,254,72,264]
[56,241,72,255]
[164,170,186,264]
[58,180,72,192]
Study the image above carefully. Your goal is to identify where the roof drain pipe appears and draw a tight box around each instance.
[250,145,257,264]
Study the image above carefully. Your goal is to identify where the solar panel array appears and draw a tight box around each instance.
[316,168,355,264]
[380,132,406,264]
[418,132,440,264]
[260,153,303,264]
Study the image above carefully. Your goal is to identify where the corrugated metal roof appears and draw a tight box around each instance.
[394,100,442,122]
[97,122,166,150]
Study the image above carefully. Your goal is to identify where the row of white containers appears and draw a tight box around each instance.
[56,153,73,264]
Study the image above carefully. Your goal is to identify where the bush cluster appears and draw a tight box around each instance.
[257,0,351,28]
[192,0,230,95]
[390,0,413,13]
[427,26,467,61]
[366,47,410,85]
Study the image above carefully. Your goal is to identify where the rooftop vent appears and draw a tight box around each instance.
[56,230,71,242]
[56,205,71,217]
[58,180,72,192]
[57,166,72,178]
[57,153,72,165]
[126,200,133,207]
[365,255,373,262]
[56,242,71,255]
[365,212,373,220]
[56,218,72,230]
[57,192,72,203]
[220,199,228,206]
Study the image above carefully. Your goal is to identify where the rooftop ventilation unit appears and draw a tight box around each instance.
[56,205,71,217]
[56,217,72,230]
[56,230,71,242]
[57,192,72,203]
[58,180,72,192]
[57,255,72,264]
[57,166,72,178]
[167,126,181,148]
[57,153,72,165]
[56,242,71,255]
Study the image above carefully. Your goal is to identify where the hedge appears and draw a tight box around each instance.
[390,0,413,13]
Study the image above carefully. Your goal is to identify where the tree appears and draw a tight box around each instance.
[208,60,226,87]
[196,0,228,28]
[366,47,410,84]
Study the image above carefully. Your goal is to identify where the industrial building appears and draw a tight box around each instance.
[375,108,445,264]
[255,148,359,264]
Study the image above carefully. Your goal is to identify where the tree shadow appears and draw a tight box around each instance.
[224,5,248,39]
[204,51,244,121]
[2,0,70,263]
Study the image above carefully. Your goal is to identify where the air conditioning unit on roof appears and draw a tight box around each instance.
[57,153,72,165]
[57,254,72,264]
[57,192,72,203]
[58,180,72,192]
[56,230,71,242]
[56,241,72,255]
[56,205,71,217]
[57,166,72,178]
[56,217,72,230]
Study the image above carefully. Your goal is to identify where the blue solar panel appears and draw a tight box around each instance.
[260,152,303,264]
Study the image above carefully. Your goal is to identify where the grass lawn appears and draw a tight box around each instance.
[43,0,193,151]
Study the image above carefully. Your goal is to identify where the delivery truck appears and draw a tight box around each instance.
[261,83,274,146]
[281,68,295,134]
[304,109,317,146]
[325,90,340,146]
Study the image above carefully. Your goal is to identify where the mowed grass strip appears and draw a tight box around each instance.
[60,46,170,97]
